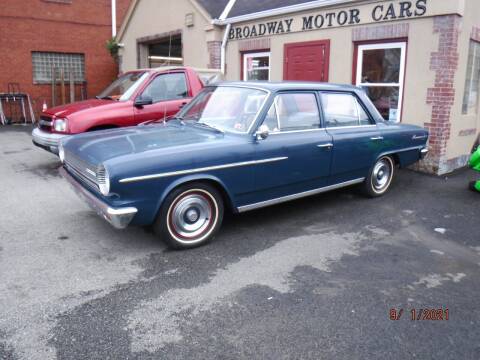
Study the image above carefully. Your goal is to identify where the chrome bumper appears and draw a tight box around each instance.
[60,167,137,229]
[420,147,429,159]
[31,128,67,154]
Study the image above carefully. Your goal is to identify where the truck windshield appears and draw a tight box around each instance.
[178,86,268,133]
[97,72,148,101]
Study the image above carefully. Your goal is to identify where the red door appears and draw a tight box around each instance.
[284,40,330,82]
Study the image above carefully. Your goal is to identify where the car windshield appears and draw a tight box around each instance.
[97,71,149,101]
[178,86,268,133]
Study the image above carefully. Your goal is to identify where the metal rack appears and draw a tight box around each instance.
[0,83,36,125]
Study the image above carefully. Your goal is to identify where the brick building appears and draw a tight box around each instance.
[118,0,480,175]
[0,0,131,118]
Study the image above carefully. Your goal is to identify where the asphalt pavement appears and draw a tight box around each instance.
[0,125,479,360]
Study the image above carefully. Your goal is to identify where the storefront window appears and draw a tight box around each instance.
[243,52,270,81]
[462,40,480,115]
[355,42,406,122]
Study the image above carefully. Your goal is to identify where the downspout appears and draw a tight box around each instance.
[111,0,117,37]
[221,23,231,76]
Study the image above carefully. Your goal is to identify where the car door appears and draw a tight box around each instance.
[133,71,190,124]
[251,91,334,203]
[320,91,383,184]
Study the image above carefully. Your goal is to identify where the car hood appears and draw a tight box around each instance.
[62,122,225,166]
[44,99,120,118]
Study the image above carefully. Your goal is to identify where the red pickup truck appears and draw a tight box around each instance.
[32,66,216,154]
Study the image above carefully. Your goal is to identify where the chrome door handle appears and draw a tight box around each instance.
[317,143,333,149]
[370,136,384,141]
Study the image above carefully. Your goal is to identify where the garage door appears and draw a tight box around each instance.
[283,40,330,82]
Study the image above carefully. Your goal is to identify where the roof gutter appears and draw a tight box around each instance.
[220,23,232,75]
[111,0,117,37]
[212,0,360,25]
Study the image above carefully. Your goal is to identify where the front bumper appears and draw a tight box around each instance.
[31,128,67,154]
[60,167,138,229]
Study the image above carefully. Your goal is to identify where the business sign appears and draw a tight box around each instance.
[228,0,427,40]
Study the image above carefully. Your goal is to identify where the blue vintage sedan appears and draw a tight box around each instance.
[59,82,428,249]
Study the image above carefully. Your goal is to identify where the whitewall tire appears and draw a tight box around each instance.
[363,156,395,197]
[154,183,224,249]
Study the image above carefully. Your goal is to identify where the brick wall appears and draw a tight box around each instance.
[352,22,409,41]
[0,0,131,120]
[207,41,222,69]
[422,15,461,174]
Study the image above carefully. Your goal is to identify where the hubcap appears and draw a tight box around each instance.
[170,192,214,241]
[372,159,392,191]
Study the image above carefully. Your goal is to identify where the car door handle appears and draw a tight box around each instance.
[317,143,333,149]
[370,136,384,141]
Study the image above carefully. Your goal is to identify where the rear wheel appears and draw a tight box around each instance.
[363,156,395,197]
[154,183,224,249]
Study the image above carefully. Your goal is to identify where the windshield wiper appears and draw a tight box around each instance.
[190,121,224,133]
[95,95,114,100]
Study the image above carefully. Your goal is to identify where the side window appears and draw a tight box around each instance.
[263,93,320,132]
[142,72,188,103]
[320,93,372,127]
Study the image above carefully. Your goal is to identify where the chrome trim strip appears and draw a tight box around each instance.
[412,134,428,140]
[237,178,365,213]
[86,168,97,177]
[326,125,377,130]
[384,145,425,155]
[119,156,289,184]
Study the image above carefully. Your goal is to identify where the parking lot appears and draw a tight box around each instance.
[1,125,479,360]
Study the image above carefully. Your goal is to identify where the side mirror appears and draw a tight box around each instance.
[134,95,153,107]
[255,124,269,141]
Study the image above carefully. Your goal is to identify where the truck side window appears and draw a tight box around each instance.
[142,73,188,103]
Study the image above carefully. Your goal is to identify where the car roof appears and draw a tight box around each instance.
[213,81,362,92]
[134,66,222,74]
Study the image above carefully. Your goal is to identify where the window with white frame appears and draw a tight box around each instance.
[243,52,270,81]
[462,40,480,115]
[355,42,406,122]
[32,52,85,83]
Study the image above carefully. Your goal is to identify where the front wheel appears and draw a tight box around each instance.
[154,183,224,249]
[363,156,395,197]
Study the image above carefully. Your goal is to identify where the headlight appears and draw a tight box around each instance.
[53,118,68,132]
[58,142,65,163]
[97,165,110,196]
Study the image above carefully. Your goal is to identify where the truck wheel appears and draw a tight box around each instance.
[154,183,224,249]
[363,156,395,197]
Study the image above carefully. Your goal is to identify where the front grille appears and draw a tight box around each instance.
[64,150,100,192]
[39,115,52,132]
[96,166,107,186]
